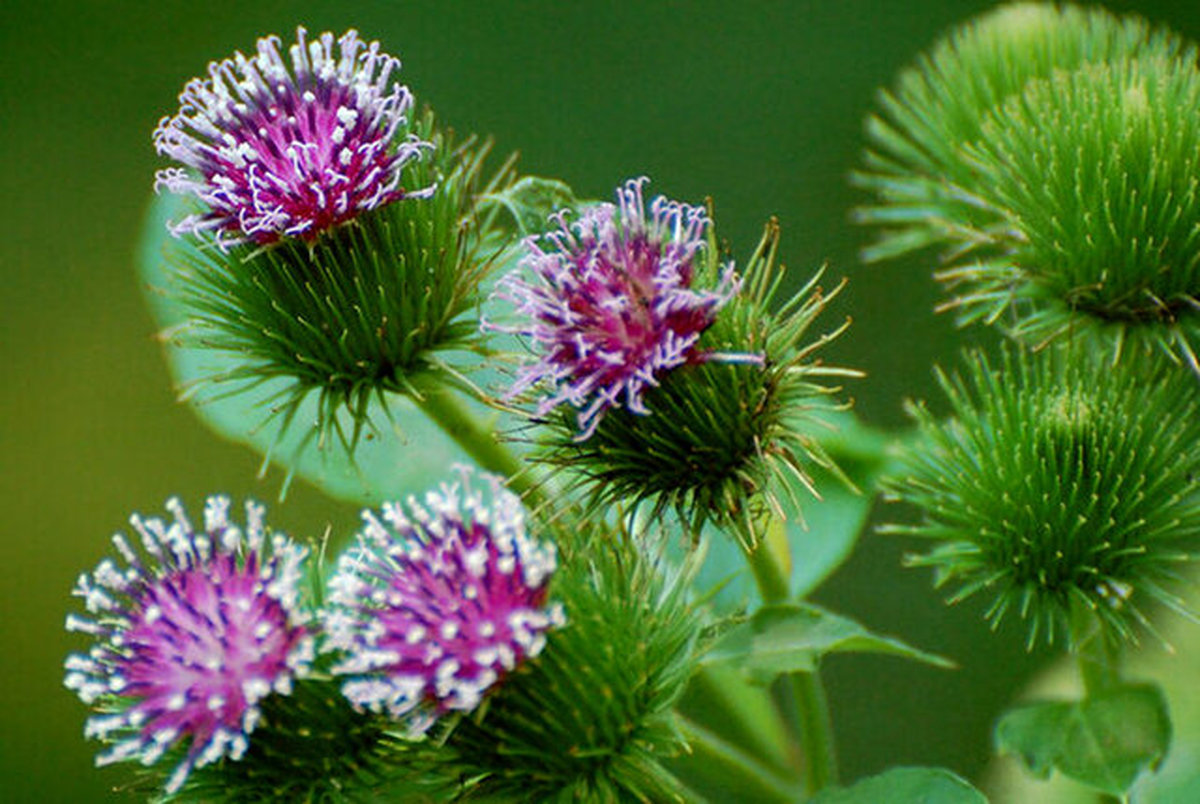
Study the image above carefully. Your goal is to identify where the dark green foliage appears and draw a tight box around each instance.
[160,676,436,804]
[171,110,516,451]
[854,2,1185,262]
[885,346,1200,647]
[537,219,859,547]
[434,522,701,802]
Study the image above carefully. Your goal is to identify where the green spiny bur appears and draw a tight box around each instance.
[156,676,438,804]
[169,110,516,453]
[954,53,1200,360]
[854,2,1186,263]
[432,519,701,802]
[536,218,859,548]
[884,345,1200,648]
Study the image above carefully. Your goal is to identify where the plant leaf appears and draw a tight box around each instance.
[994,683,1171,796]
[790,410,900,598]
[480,175,578,235]
[702,602,953,684]
[809,766,989,803]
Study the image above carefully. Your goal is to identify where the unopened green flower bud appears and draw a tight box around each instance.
[855,3,1186,263]
[885,346,1200,648]
[954,53,1200,360]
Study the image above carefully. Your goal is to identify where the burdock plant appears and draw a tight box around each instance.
[886,347,1200,647]
[860,3,1200,799]
[62,6,1200,803]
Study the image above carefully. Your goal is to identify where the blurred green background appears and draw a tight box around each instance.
[4,1,1197,801]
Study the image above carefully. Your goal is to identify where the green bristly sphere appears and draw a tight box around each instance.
[953,54,1200,360]
[435,524,701,803]
[854,2,1186,263]
[537,219,858,547]
[885,347,1200,648]
[171,110,515,447]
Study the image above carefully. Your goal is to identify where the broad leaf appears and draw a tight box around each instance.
[790,410,899,598]
[702,602,953,684]
[809,766,988,803]
[995,684,1171,796]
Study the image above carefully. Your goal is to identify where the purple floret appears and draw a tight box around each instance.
[493,177,744,438]
[154,27,431,246]
[323,469,563,734]
[64,497,314,793]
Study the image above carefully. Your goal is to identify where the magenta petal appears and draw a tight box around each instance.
[63,496,314,793]
[153,27,431,246]
[323,469,563,732]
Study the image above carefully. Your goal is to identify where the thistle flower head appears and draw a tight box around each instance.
[948,54,1200,359]
[854,3,1186,262]
[516,212,857,545]
[493,177,741,439]
[323,469,563,733]
[63,497,314,794]
[156,104,514,459]
[154,27,429,246]
[885,347,1200,648]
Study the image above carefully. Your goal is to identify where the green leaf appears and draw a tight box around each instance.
[995,683,1171,796]
[790,410,899,598]
[479,175,578,235]
[137,192,506,505]
[809,766,989,804]
[702,602,954,684]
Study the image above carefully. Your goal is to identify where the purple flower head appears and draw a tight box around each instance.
[323,468,563,734]
[63,497,314,794]
[154,27,431,246]
[493,177,743,439]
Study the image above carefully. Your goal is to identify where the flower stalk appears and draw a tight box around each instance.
[744,509,838,796]
[405,370,542,505]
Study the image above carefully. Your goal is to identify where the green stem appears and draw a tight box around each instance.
[790,669,837,794]
[678,664,795,776]
[745,529,791,603]
[1069,608,1124,804]
[675,714,799,804]
[406,372,542,506]
[744,517,839,796]
[1069,606,1121,695]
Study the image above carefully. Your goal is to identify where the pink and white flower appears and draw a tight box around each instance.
[154,27,430,246]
